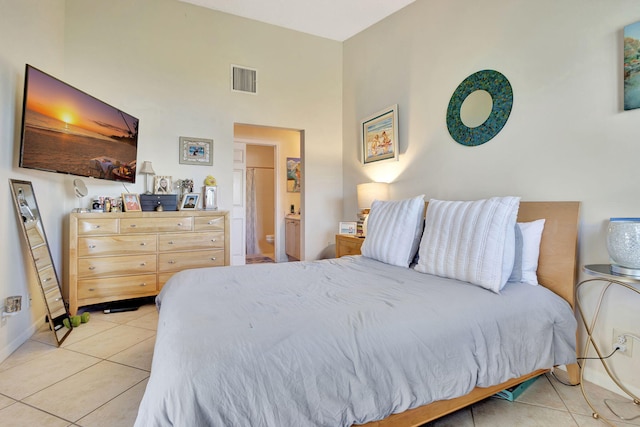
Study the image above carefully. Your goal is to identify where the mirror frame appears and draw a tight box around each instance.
[446,69,513,147]
[9,179,72,346]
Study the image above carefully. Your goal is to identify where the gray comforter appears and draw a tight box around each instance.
[135,256,576,426]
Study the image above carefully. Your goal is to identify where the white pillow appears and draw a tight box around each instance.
[509,219,545,285]
[360,195,425,267]
[414,196,520,293]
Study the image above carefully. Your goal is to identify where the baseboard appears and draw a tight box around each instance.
[0,315,47,363]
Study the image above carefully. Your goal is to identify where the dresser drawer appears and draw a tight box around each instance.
[158,232,224,251]
[44,287,67,319]
[32,245,53,271]
[120,217,193,233]
[38,266,59,293]
[26,223,45,247]
[77,218,119,235]
[78,234,157,257]
[194,216,225,231]
[77,274,157,299]
[158,249,224,272]
[77,254,157,278]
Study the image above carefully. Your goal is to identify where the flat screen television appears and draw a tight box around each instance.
[19,64,138,183]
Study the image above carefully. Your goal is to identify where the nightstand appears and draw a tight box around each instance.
[335,234,364,257]
[576,264,640,423]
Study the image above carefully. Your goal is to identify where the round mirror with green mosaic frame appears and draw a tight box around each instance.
[446,70,513,147]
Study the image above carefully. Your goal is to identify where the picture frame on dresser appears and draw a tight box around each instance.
[122,193,142,212]
[338,221,357,235]
[180,193,199,210]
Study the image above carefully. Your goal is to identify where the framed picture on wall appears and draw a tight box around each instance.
[287,157,301,193]
[179,136,214,166]
[361,104,399,164]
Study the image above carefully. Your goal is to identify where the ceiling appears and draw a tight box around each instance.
[178,0,416,41]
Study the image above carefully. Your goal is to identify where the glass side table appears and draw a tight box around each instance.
[576,264,640,425]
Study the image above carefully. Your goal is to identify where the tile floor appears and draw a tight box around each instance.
[0,302,638,426]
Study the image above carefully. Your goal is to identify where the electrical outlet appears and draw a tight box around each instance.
[613,328,634,357]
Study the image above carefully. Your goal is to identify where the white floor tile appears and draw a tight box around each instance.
[23,360,148,422]
[108,336,156,371]
[64,325,155,359]
[0,349,99,400]
[0,401,71,426]
[76,378,149,427]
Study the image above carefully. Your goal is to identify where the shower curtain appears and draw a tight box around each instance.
[245,168,260,255]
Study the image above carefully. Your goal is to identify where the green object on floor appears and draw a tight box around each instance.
[494,375,540,401]
[81,312,90,323]
[70,315,81,327]
[63,318,70,329]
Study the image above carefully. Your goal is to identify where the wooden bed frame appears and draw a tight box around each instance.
[358,201,581,427]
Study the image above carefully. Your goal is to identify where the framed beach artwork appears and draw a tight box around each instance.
[625,21,640,110]
[179,136,213,166]
[361,104,399,164]
[286,157,301,193]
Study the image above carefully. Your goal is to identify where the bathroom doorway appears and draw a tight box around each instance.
[246,144,276,263]
[233,123,303,264]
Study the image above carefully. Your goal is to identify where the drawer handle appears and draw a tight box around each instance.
[55,297,61,302]
[208,220,215,225]
[177,222,183,226]
[88,288,95,292]
[88,245,96,249]
[94,225,101,229]
[88,266,96,270]
[139,283,147,287]
[211,238,217,242]
[140,262,146,266]
[140,242,146,246]
[34,257,40,262]
[168,241,175,245]
[43,277,52,282]
[130,224,137,228]
[210,257,216,261]
[168,260,176,264]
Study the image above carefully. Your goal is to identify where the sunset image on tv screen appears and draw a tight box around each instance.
[20,65,138,182]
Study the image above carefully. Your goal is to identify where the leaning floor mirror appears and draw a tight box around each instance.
[10,179,72,346]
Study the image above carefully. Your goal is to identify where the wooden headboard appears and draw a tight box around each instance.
[516,202,580,307]
[423,201,581,308]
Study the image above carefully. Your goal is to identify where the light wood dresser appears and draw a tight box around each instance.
[67,210,229,315]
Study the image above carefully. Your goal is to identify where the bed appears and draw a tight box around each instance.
[135,199,581,427]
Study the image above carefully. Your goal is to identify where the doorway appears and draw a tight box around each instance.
[232,124,303,265]
[246,144,276,263]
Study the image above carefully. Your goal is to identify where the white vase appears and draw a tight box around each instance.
[607,218,640,269]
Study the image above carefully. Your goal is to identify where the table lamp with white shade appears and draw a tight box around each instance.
[139,161,155,195]
[356,182,389,236]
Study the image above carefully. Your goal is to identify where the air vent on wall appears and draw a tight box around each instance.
[231,65,257,94]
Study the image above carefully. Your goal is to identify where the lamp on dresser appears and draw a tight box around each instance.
[356,182,389,236]
[139,161,155,195]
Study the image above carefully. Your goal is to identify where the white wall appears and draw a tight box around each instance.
[0,0,67,360]
[343,0,640,395]
[0,0,342,360]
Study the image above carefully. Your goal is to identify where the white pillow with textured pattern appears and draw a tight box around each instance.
[414,196,520,293]
[360,195,425,267]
